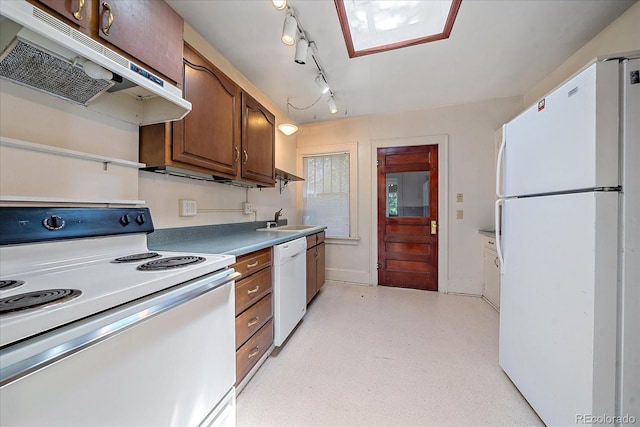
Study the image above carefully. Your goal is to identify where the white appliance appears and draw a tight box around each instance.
[0,1,191,125]
[273,237,307,346]
[0,207,237,427]
[495,57,639,425]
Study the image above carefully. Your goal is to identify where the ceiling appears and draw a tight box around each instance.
[165,0,637,126]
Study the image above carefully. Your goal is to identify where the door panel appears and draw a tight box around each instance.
[377,145,438,290]
[499,192,618,425]
[503,61,618,197]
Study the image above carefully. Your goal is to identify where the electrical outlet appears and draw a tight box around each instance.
[456,209,464,219]
[179,199,197,217]
[242,202,253,215]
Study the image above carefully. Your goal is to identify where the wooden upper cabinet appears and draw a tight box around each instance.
[241,93,276,186]
[172,43,241,178]
[97,0,183,83]
[35,0,92,29]
[32,0,183,84]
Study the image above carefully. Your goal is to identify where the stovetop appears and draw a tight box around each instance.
[0,208,235,347]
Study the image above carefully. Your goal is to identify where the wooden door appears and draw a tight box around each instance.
[172,43,241,178]
[241,92,276,187]
[377,145,438,290]
[97,0,183,83]
[35,0,93,29]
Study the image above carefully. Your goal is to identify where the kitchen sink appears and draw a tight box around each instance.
[256,225,321,232]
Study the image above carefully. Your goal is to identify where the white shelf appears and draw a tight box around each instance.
[0,137,145,168]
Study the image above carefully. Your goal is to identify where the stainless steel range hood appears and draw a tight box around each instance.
[0,1,191,125]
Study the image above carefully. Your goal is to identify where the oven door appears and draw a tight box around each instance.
[0,269,239,427]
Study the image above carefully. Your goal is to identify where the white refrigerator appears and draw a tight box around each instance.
[496,57,639,426]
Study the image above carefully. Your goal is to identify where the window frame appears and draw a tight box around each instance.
[297,143,358,240]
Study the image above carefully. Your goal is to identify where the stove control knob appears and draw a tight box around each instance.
[43,215,65,231]
[135,213,146,225]
[120,214,131,226]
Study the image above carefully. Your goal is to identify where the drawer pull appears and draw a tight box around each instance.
[248,346,260,359]
[101,2,114,36]
[73,0,85,20]
[247,317,260,327]
[246,261,259,268]
[247,285,260,295]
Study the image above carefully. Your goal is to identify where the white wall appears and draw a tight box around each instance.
[524,1,640,107]
[297,97,523,294]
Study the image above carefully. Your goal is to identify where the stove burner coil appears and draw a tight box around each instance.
[137,256,206,271]
[0,280,25,291]
[0,289,82,315]
[113,252,161,263]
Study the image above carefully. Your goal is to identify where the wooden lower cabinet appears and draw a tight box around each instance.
[306,231,326,304]
[233,247,274,389]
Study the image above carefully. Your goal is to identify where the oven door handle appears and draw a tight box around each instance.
[0,269,240,387]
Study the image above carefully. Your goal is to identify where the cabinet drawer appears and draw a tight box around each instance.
[236,319,273,385]
[316,231,325,244]
[306,234,316,248]
[233,248,272,278]
[235,293,272,349]
[235,267,272,315]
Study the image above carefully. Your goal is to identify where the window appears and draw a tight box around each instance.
[298,143,358,239]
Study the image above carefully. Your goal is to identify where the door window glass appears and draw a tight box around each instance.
[385,171,429,217]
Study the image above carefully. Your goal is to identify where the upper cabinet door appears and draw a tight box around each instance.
[172,43,241,178]
[241,93,276,186]
[35,0,92,29]
[98,0,183,83]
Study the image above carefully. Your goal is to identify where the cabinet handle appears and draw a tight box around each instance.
[248,346,260,359]
[246,261,259,268]
[247,285,260,295]
[243,150,248,164]
[101,2,114,36]
[234,147,240,163]
[494,257,499,268]
[73,0,85,20]
[247,317,260,327]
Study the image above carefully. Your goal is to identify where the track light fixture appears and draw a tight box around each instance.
[315,74,330,94]
[294,37,308,64]
[328,96,338,114]
[281,13,297,46]
[272,0,287,10]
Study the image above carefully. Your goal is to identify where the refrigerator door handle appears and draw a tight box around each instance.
[496,124,506,198]
[495,199,504,274]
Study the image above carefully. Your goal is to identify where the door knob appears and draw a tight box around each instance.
[431,220,437,235]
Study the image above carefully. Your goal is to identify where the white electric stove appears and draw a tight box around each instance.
[0,207,238,427]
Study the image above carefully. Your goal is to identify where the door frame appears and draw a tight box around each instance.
[370,135,449,292]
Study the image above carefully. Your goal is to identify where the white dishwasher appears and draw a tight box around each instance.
[273,237,307,346]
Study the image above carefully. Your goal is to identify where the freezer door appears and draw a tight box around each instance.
[499,192,618,425]
[503,61,619,197]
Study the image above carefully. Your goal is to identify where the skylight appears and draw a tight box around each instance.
[335,0,462,58]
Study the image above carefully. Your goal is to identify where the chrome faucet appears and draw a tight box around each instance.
[274,208,283,223]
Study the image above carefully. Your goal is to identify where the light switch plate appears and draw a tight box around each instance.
[456,193,464,203]
[456,209,464,219]
[179,199,197,217]
[242,202,253,215]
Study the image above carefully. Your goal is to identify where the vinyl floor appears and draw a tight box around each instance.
[236,280,543,427]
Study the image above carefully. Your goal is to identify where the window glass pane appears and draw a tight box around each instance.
[385,171,429,217]
[303,153,350,237]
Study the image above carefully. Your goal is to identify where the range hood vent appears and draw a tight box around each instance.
[0,38,114,105]
[0,1,191,125]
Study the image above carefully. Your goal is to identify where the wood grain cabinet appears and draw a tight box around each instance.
[33,0,183,84]
[306,231,326,304]
[233,247,274,388]
[139,43,276,187]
